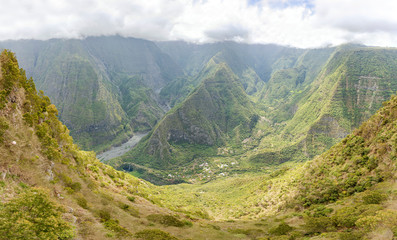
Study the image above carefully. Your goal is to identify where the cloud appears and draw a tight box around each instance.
[313,0,397,33]
[205,24,250,41]
[1,0,397,48]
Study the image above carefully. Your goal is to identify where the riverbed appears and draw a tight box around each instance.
[97,132,148,162]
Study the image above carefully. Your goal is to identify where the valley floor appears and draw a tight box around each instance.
[97,132,149,161]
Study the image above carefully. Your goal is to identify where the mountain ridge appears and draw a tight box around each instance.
[114,62,257,173]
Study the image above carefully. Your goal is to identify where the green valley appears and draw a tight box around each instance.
[104,43,397,186]
[2,49,397,240]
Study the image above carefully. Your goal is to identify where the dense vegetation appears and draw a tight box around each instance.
[106,44,397,185]
[114,63,257,172]
[0,37,182,152]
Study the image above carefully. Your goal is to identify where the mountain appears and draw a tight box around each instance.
[113,62,258,174]
[0,36,183,152]
[157,41,305,106]
[112,44,397,184]
[250,46,397,166]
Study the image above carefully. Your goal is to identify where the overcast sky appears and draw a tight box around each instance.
[1,0,397,48]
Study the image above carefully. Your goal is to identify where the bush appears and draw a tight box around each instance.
[339,231,363,240]
[309,205,334,217]
[97,208,132,237]
[127,196,136,202]
[76,196,88,209]
[98,209,111,222]
[332,206,360,228]
[228,228,264,238]
[120,203,129,210]
[134,229,178,240]
[58,173,81,193]
[146,214,187,227]
[0,188,75,239]
[362,191,387,204]
[269,222,293,236]
[304,216,334,234]
[103,219,131,237]
[118,202,139,217]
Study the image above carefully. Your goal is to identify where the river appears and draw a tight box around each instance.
[97,132,148,162]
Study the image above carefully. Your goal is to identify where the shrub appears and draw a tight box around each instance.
[146,214,187,227]
[332,206,360,228]
[0,188,75,239]
[76,196,88,209]
[134,229,178,240]
[0,117,9,142]
[183,220,193,227]
[97,208,132,237]
[356,209,397,231]
[339,231,364,240]
[304,216,334,234]
[120,203,129,210]
[98,209,111,222]
[58,173,81,193]
[362,191,387,204]
[127,196,135,202]
[309,205,334,217]
[103,219,131,237]
[269,222,293,236]
[228,228,264,238]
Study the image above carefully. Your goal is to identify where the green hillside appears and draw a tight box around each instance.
[114,63,258,174]
[157,41,305,106]
[30,40,131,151]
[250,46,397,166]
[0,37,184,152]
[103,44,397,187]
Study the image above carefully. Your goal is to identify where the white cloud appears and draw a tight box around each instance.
[1,0,397,48]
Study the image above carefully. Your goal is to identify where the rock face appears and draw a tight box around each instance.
[121,63,257,170]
